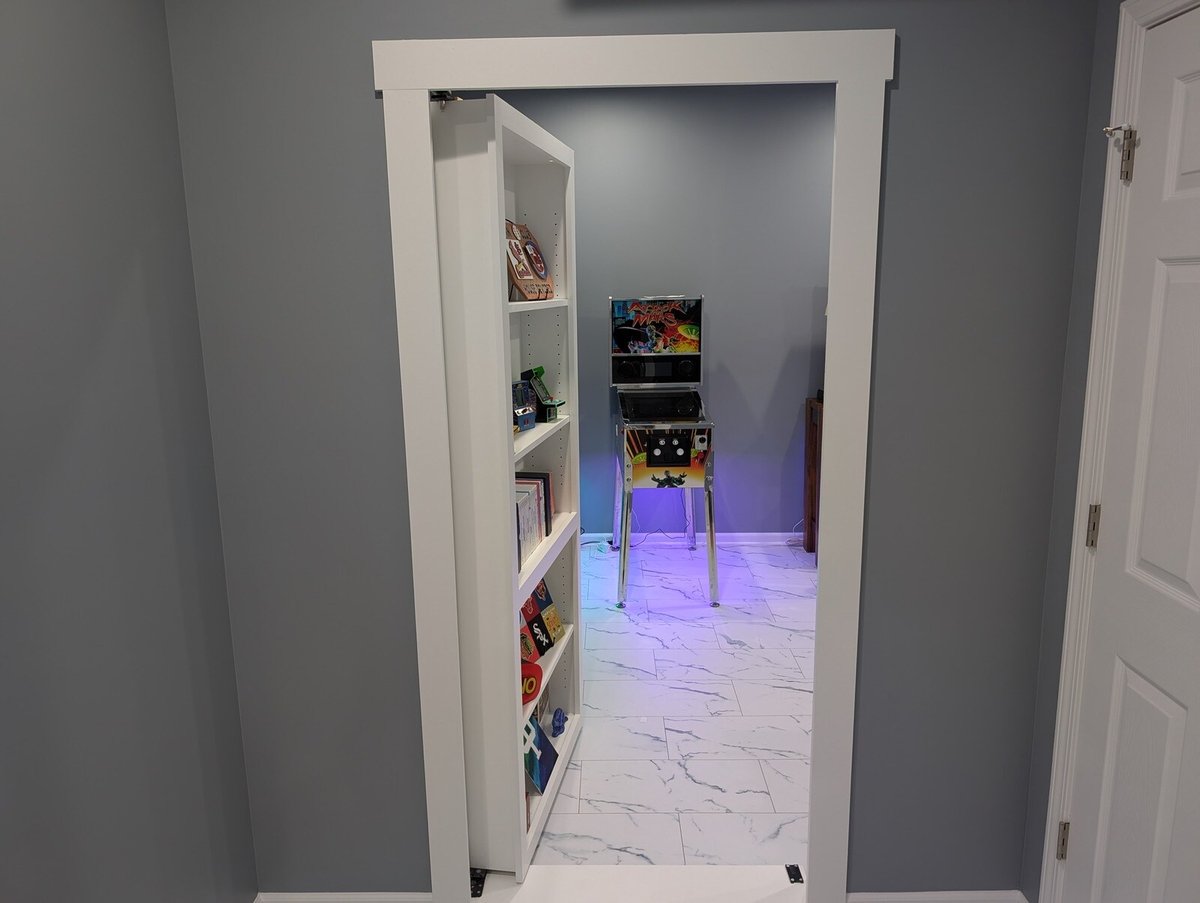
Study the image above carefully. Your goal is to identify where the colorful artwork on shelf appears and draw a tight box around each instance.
[521,581,560,655]
[540,604,565,644]
[530,578,554,611]
[522,715,559,793]
[526,614,555,656]
[506,221,555,301]
[520,594,541,624]
[526,578,566,643]
[521,661,543,705]
[519,625,540,663]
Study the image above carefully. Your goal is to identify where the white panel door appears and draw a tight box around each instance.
[1064,7,1200,903]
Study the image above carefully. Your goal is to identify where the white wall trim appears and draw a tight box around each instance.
[255,894,433,903]
[374,30,894,903]
[847,893,1028,903]
[373,31,894,91]
[1037,3,1200,903]
[379,89,471,903]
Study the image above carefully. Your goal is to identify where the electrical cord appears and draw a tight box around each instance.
[626,507,691,548]
[786,519,806,548]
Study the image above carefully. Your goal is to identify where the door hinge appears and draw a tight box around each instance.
[1085,504,1101,549]
[430,90,461,110]
[1056,821,1071,861]
[1103,124,1137,182]
[469,867,487,897]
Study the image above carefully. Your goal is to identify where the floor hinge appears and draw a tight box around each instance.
[785,863,804,884]
[470,867,487,898]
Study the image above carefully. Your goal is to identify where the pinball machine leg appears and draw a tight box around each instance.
[610,455,624,550]
[684,486,697,550]
[617,489,633,608]
[704,483,719,606]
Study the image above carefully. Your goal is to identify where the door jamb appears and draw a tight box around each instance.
[373,31,895,903]
[1037,2,1200,901]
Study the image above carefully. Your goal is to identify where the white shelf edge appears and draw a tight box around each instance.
[508,297,569,314]
[516,511,579,603]
[494,97,575,169]
[520,623,575,722]
[512,415,571,463]
[522,713,583,859]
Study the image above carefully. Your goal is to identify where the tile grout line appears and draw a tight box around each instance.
[758,759,777,813]
[729,678,745,716]
[674,811,687,865]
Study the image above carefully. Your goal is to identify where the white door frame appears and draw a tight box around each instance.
[373,31,895,903]
[1037,1,1200,901]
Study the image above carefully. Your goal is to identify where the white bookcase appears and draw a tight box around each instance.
[430,95,581,881]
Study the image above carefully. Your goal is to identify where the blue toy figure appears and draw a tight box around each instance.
[551,707,567,738]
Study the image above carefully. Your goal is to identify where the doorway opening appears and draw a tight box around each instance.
[495,84,831,871]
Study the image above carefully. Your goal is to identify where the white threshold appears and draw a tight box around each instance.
[847,893,1029,903]
[479,864,803,902]
[255,878,1028,903]
[255,894,433,902]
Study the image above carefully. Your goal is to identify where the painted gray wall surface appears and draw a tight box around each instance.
[503,86,834,535]
[0,2,257,901]
[162,1,432,892]
[1020,0,1123,899]
[163,0,1099,893]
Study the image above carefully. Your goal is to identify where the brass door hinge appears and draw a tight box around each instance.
[1103,124,1137,182]
[1086,504,1101,549]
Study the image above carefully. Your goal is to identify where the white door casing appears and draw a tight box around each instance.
[1047,4,1200,902]
[373,32,894,903]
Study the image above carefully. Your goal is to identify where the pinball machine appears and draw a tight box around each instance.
[609,296,717,606]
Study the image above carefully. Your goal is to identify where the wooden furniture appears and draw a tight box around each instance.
[430,95,581,881]
[803,396,823,554]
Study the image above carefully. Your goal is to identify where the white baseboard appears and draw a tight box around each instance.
[255,894,433,903]
[847,892,1029,903]
[581,531,806,547]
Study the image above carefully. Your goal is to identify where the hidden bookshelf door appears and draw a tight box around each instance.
[430,94,581,882]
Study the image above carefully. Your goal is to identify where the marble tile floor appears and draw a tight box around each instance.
[534,540,817,867]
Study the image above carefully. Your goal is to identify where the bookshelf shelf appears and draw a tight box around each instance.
[430,94,580,882]
[508,297,570,314]
[513,415,570,462]
[521,623,575,722]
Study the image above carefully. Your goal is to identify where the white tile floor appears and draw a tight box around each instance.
[534,539,817,867]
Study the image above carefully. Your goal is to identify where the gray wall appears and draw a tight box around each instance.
[163,1,432,892]
[0,2,256,902]
[163,0,1100,893]
[503,86,835,535]
[1020,0,1123,898]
